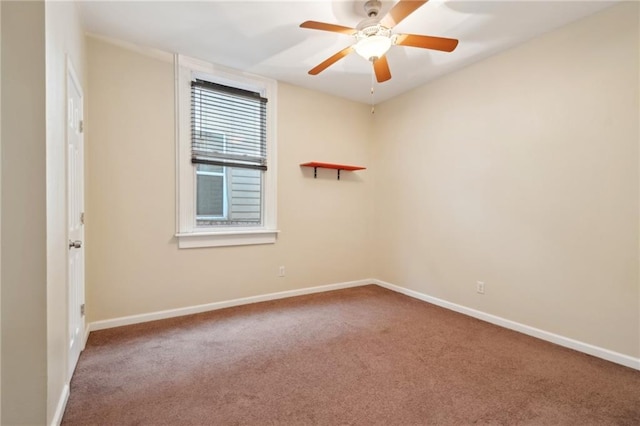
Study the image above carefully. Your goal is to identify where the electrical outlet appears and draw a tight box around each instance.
[278,266,285,277]
[477,281,485,294]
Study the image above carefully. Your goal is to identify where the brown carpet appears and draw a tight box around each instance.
[62,285,640,425]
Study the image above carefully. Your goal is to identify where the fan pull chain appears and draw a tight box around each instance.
[370,64,375,114]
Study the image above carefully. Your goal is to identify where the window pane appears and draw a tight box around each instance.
[196,166,262,227]
[197,174,224,217]
[229,168,261,222]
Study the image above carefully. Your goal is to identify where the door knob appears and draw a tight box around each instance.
[68,240,82,249]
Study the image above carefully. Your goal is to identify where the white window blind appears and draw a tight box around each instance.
[191,79,268,171]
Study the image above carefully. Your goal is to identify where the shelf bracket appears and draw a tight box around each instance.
[313,167,341,180]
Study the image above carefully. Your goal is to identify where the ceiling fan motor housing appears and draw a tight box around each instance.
[357,24,392,40]
[357,0,393,42]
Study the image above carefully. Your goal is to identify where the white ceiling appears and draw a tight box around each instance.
[77,0,618,104]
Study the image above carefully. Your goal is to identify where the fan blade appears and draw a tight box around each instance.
[380,0,428,29]
[373,56,392,83]
[395,33,459,52]
[308,46,355,75]
[300,21,357,35]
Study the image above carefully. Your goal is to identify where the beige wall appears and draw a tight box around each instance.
[372,3,639,357]
[1,1,48,423]
[86,2,638,362]
[86,37,372,323]
[45,0,86,423]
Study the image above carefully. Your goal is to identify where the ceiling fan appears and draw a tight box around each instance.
[300,0,459,83]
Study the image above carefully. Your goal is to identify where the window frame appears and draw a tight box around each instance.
[175,55,278,248]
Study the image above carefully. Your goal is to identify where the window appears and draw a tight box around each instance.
[176,55,278,248]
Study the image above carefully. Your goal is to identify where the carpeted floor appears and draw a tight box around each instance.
[62,285,640,425]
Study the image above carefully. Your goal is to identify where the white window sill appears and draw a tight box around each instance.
[176,229,279,248]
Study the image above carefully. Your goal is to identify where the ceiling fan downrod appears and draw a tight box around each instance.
[364,0,382,18]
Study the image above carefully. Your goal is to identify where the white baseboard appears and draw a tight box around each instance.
[83,323,91,349]
[88,279,372,332]
[50,384,70,426]
[373,279,640,371]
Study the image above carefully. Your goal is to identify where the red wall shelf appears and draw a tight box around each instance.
[300,162,366,180]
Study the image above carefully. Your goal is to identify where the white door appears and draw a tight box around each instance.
[67,59,85,380]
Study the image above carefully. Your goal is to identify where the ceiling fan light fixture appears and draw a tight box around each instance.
[354,25,393,61]
[354,35,392,61]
